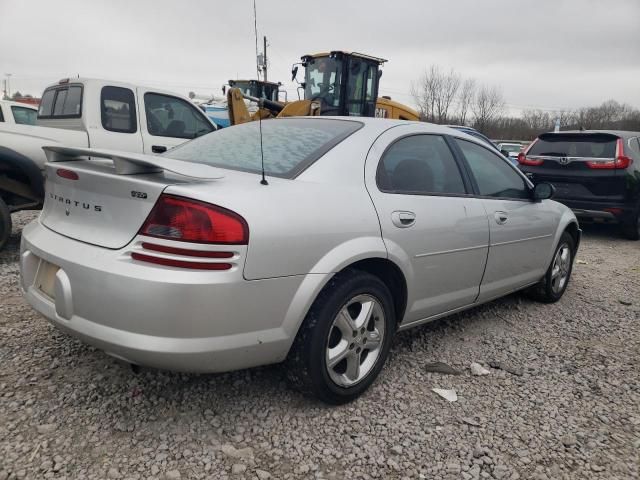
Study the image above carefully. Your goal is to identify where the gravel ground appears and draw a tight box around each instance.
[1,212,639,480]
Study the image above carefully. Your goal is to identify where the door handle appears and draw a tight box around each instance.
[151,145,167,154]
[494,211,508,225]
[391,211,416,228]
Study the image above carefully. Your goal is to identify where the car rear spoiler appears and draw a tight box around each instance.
[42,146,224,179]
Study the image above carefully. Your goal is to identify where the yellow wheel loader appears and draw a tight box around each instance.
[226,51,419,125]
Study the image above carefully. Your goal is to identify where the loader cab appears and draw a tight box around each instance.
[228,79,282,102]
[300,51,385,117]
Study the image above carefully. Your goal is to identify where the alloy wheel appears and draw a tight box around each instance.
[550,243,571,294]
[325,294,386,387]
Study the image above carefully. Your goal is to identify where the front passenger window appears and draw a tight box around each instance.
[456,139,530,199]
[377,135,466,195]
[144,93,214,139]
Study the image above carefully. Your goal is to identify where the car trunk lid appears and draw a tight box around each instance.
[40,146,224,249]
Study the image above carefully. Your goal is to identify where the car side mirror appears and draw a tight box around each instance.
[500,149,510,157]
[291,65,298,82]
[533,182,555,201]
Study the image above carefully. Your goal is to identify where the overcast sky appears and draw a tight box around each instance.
[1,0,638,115]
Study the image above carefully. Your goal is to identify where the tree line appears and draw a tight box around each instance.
[411,65,640,140]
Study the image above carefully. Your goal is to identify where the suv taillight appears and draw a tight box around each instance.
[517,152,543,166]
[138,194,249,244]
[586,138,633,169]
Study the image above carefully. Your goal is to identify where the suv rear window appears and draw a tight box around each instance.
[528,133,617,158]
[167,118,363,178]
[38,85,83,119]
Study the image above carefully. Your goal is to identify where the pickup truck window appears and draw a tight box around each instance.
[101,86,137,134]
[12,106,37,125]
[38,90,56,117]
[144,93,213,139]
[39,85,83,119]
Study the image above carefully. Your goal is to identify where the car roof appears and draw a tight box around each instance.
[42,78,195,102]
[287,117,498,147]
[543,130,640,139]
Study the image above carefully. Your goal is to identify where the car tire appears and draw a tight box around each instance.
[0,197,11,251]
[286,269,396,404]
[526,231,575,303]
[621,209,640,241]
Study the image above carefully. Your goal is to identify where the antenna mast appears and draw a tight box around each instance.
[253,2,268,185]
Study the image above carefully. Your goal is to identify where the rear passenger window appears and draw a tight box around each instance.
[101,86,137,133]
[144,92,213,139]
[456,139,529,199]
[377,135,466,195]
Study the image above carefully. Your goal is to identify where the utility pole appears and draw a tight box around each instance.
[2,79,6,100]
[263,36,268,82]
[5,73,12,99]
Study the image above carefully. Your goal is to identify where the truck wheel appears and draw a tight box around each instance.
[0,197,11,250]
[286,269,395,404]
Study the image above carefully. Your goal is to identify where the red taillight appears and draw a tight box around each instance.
[586,139,633,169]
[517,152,543,166]
[56,168,79,180]
[139,194,249,244]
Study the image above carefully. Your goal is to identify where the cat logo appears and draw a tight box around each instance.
[374,107,388,118]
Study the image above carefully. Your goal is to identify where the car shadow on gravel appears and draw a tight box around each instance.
[578,222,629,241]
[45,290,532,418]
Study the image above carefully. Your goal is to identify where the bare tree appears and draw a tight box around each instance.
[412,65,462,123]
[457,78,475,125]
[434,69,460,123]
[472,85,505,133]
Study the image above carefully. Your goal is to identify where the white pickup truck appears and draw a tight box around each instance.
[0,100,38,126]
[0,78,217,249]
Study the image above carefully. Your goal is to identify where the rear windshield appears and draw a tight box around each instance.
[167,118,363,178]
[500,144,521,153]
[529,134,617,158]
[38,85,83,119]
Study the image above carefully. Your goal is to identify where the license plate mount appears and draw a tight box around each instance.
[35,260,60,300]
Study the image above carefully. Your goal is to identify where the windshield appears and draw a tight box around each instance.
[529,134,617,158]
[232,81,278,102]
[167,118,363,178]
[304,57,342,108]
[500,144,521,153]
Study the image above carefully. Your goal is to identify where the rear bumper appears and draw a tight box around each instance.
[19,220,310,373]
[554,198,636,224]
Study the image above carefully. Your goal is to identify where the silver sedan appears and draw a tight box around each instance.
[20,118,579,404]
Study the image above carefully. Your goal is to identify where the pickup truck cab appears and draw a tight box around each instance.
[0,100,38,125]
[0,78,217,249]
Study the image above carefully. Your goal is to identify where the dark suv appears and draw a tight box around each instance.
[518,130,640,239]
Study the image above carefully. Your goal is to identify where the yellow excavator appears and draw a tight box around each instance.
[226,51,419,125]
